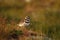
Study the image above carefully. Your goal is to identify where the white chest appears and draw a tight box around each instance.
[18,22,30,27]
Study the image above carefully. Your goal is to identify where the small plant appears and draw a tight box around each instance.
[10,30,23,36]
[14,30,23,35]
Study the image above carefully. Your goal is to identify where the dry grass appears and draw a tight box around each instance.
[0,0,60,40]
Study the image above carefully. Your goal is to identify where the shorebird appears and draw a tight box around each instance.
[17,16,30,27]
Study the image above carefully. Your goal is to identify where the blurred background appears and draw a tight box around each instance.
[0,0,60,40]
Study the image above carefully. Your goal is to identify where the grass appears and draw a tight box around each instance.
[0,8,60,40]
[0,0,60,40]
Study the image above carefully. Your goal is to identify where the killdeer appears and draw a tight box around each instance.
[17,16,30,27]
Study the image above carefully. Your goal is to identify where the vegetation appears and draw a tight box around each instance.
[0,0,60,40]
